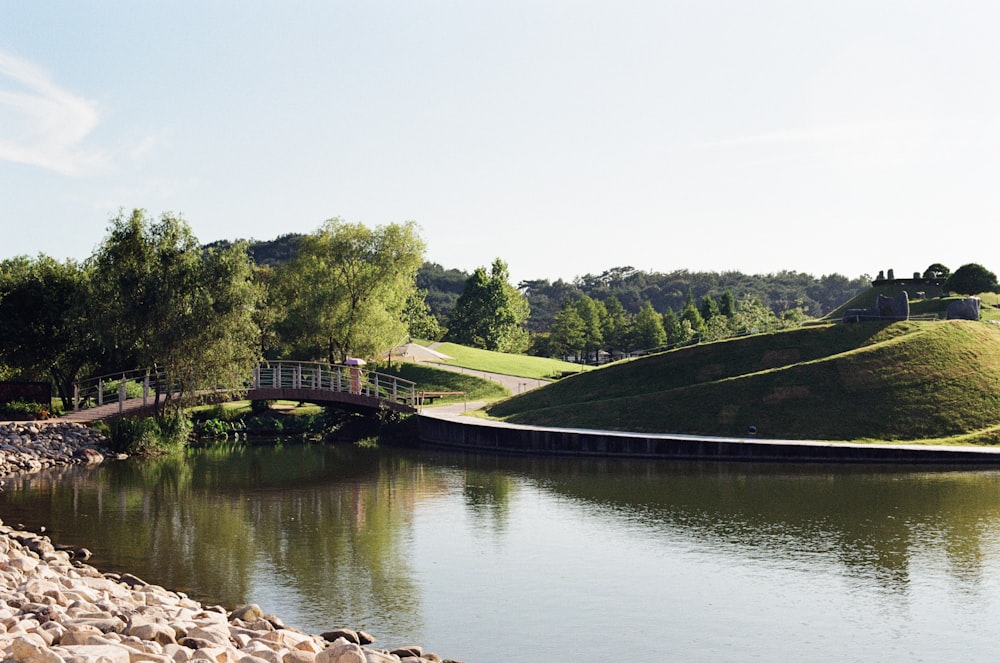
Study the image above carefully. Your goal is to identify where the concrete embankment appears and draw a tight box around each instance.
[417,410,1000,463]
[0,421,464,663]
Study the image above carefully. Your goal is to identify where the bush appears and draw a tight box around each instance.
[0,400,50,420]
[98,412,192,454]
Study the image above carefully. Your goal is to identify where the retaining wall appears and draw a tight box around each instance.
[416,415,1000,463]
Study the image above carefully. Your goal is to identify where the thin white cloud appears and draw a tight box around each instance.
[0,50,108,175]
[697,119,938,173]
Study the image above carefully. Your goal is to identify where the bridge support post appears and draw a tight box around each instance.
[118,375,126,415]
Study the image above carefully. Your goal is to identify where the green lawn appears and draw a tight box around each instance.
[486,320,1000,444]
[377,362,510,403]
[424,342,592,380]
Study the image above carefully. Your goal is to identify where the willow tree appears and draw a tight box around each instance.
[90,209,262,413]
[275,219,425,363]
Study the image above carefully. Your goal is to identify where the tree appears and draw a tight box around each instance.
[923,263,950,280]
[661,308,683,346]
[575,296,604,363]
[945,263,999,295]
[718,290,737,318]
[90,209,262,413]
[548,303,586,360]
[680,290,705,338]
[0,255,96,409]
[632,301,667,349]
[601,296,630,356]
[699,294,720,321]
[403,289,443,341]
[731,295,778,335]
[276,218,425,363]
[445,258,530,353]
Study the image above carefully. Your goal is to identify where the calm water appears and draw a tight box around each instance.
[3,443,1000,662]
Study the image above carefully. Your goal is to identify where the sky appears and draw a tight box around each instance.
[1,1,999,285]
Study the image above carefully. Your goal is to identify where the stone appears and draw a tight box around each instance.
[57,644,132,663]
[315,642,366,663]
[321,630,359,645]
[281,650,315,663]
[127,621,178,645]
[947,297,981,321]
[390,647,422,658]
[228,605,264,623]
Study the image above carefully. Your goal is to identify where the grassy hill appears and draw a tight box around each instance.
[826,285,1000,322]
[417,342,592,380]
[485,320,1000,444]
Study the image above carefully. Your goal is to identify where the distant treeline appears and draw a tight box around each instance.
[223,234,870,333]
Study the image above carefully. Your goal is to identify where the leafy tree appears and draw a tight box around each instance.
[703,313,733,342]
[417,262,471,327]
[275,218,425,363]
[403,289,443,341]
[445,258,530,353]
[923,263,950,280]
[945,263,1000,295]
[632,301,667,349]
[548,303,586,360]
[90,209,262,413]
[600,295,630,356]
[661,308,684,346]
[730,295,778,335]
[575,296,604,363]
[0,255,96,408]
[680,290,705,338]
[718,290,737,318]
[699,294,720,321]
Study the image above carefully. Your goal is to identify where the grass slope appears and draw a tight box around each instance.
[486,320,1000,444]
[426,342,592,380]
[827,286,1000,322]
[379,362,510,403]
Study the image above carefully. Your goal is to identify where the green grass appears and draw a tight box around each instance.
[827,285,1000,322]
[426,342,592,380]
[485,320,1000,444]
[375,362,510,403]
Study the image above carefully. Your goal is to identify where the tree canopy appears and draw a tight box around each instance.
[445,258,530,353]
[90,209,262,412]
[274,219,425,363]
[0,255,95,408]
[945,263,1000,295]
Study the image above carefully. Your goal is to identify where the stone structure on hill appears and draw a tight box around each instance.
[844,291,910,323]
[946,297,981,321]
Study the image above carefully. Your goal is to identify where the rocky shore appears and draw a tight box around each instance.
[0,423,107,477]
[0,422,463,663]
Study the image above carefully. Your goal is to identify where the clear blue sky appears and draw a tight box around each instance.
[2,1,998,284]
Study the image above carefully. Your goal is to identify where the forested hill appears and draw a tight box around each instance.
[216,233,869,332]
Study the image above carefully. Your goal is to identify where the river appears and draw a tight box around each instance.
[2,442,1000,662]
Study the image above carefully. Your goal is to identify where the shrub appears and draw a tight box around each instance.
[0,400,50,420]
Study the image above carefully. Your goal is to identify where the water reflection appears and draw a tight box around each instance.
[4,446,1000,661]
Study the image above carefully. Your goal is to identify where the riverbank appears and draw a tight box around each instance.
[417,407,1000,462]
[0,422,463,663]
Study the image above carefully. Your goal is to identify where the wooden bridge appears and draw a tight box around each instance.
[63,361,417,423]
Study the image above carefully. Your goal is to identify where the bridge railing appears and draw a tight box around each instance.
[252,361,417,407]
[73,368,169,414]
[73,361,418,414]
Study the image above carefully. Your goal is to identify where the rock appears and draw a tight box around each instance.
[947,297,981,320]
[228,604,264,623]
[321,630,359,645]
[390,647,422,658]
[316,642,366,663]
[127,621,177,646]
